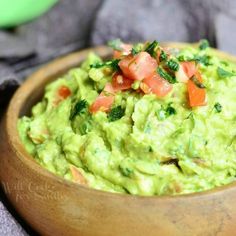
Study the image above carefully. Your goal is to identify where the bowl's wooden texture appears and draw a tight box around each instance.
[1,44,236,236]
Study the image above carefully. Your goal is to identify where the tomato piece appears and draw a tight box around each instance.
[89,93,114,113]
[104,82,115,94]
[187,71,206,107]
[70,165,87,185]
[175,63,189,83]
[181,62,197,78]
[112,73,133,91]
[58,86,71,99]
[119,52,157,81]
[113,43,132,59]
[142,74,173,97]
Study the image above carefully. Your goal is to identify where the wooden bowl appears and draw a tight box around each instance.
[1,43,236,236]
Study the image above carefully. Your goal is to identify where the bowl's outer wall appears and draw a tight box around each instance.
[1,44,236,236]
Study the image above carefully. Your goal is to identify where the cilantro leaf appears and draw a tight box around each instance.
[160,50,167,62]
[195,55,211,66]
[177,54,211,66]
[90,59,120,71]
[157,67,177,84]
[166,103,177,116]
[108,39,123,51]
[119,165,133,177]
[131,43,143,55]
[199,39,209,50]
[107,105,125,122]
[217,67,235,79]
[131,47,139,55]
[156,103,177,120]
[145,40,158,57]
[214,102,222,113]
[70,99,88,120]
[167,59,179,71]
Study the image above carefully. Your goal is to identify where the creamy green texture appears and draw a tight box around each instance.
[18,45,236,196]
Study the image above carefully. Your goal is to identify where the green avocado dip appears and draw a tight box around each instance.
[18,40,236,196]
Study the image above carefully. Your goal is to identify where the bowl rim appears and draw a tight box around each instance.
[6,42,236,201]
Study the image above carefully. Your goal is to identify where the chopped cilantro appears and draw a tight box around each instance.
[107,39,123,51]
[70,99,88,120]
[90,59,120,71]
[107,105,125,122]
[131,47,139,55]
[195,55,211,66]
[177,54,211,66]
[166,103,177,116]
[217,67,235,79]
[119,166,133,177]
[177,55,186,62]
[190,75,206,89]
[144,40,158,57]
[167,59,179,71]
[157,67,177,84]
[156,103,177,120]
[148,146,154,152]
[160,50,167,62]
[131,43,142,55]
[214,102,222,113]
[199,39,209,50]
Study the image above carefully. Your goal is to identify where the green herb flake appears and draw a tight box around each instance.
[70,99,88,120]
[131,43,142,55]
[107,105,125,122]
[214,102,222,113]
[177,54,211,66]
[177,55,186,62]
[194,55,211,66]
[199,39,209,50]
[166,103,177,116]
[145,40,159,57]
[217,67,235,79]
[157,67,177,84]
[131,47,139,55]
[107,39,123,51]
[160,50,167,62]
[167,59,179,71]
[90,59,121,71]
[148,146,154,152]
[190,75,206,89]
[156,104,177,120]
[119,166,133,177]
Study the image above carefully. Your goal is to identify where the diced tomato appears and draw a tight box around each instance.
[113,43,132,59]
[112,73,133,91]
[104,82,115,94]
[142,74,173,97]
[58,86,71,99]
[119,52,157,81]
[70,165,87,185]
[175,64,189,83]
[181,62,197,78]
[89,93,114,113]
[176,62,198,83]
[187,71,206,107]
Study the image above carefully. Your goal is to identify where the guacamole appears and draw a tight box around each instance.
[18,40,236,196]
